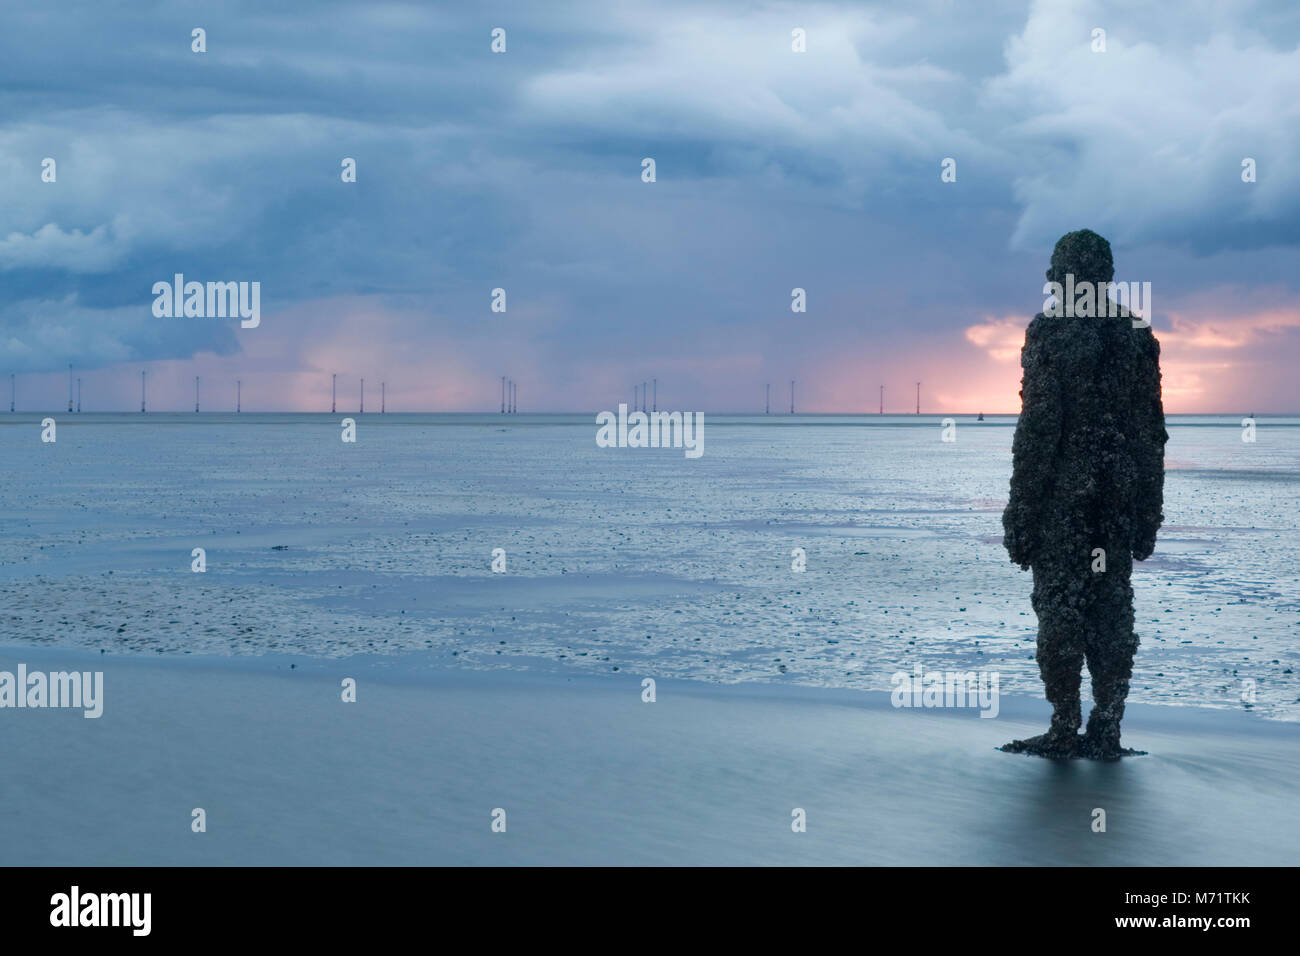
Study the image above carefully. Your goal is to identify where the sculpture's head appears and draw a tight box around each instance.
[1046,229,1114,287]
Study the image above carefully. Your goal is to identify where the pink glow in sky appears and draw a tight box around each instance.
[19,296,1300,414]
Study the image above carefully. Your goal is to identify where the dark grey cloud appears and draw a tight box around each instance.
[1,0,1298,413]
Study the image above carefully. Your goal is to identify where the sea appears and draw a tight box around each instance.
[2,412,1297,720]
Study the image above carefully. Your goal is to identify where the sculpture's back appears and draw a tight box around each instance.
[1003,230,1167,572]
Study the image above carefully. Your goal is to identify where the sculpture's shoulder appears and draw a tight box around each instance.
[1131,321,1160,361]
[1021,312,1056,358]
[1099,298,1159,358]
[1023,312,1090,369]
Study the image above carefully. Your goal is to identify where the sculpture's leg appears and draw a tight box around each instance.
[1082,569,1142,759]
[1002,565,1084,757]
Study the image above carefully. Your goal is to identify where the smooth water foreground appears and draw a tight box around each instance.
[2,413,1297,720]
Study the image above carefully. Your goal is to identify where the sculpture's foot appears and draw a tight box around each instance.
[1080,731,1146,761]
[999,730,1081,759]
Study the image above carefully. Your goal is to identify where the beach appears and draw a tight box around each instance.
[0,645,1295,866]
[1,414,1297,865]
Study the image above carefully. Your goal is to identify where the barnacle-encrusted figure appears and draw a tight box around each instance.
[1001,230,1167,760]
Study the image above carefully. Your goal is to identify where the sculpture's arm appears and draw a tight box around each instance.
[1130,327,1167,561]
[1003,316,1063,569]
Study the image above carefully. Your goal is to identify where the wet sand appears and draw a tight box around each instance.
[1,647,1293,866]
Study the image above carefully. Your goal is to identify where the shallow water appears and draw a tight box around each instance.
[2,413,1297,719]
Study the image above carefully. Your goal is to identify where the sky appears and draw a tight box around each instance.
[3,0,1300,413]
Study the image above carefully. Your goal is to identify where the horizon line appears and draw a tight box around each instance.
[1,410,1290,418]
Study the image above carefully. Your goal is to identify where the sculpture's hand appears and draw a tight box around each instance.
[1002,513,1036,570]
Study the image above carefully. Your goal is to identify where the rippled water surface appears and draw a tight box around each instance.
[3,413,1297,719]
